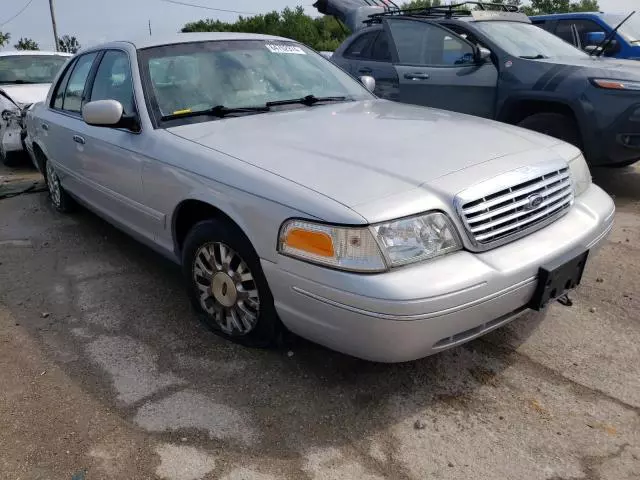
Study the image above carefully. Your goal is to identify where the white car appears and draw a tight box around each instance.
[26,33,614,362]
[0,51,71,165]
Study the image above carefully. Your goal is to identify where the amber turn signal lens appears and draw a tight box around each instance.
[593,79,625,90]
[284,228,334,257]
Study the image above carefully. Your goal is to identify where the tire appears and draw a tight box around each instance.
[517,113,581,148]
[182,218,281,348]
[44,158,75,213]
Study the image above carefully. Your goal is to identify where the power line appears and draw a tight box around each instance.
[158,0,259,16]
[0,0,36,27]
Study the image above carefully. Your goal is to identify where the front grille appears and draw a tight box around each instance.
[459,167,574,248]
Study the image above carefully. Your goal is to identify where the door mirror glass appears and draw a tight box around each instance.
[360,75,376,92]
[82,99,124,127]
[477,47,492,62]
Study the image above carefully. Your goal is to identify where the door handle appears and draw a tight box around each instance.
[72,135,85,145]
[404,72,430,80]
[41,123,49,131]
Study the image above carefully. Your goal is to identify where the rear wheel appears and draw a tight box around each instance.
[517,113,581,148]
[182,218,281,348]
[45,159,75,213]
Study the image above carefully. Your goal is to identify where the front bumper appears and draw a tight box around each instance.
[262,184,615,362]
[588,101,640,167]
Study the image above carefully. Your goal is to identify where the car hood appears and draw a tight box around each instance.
[168,100,566,210]
[537,55,640,79]
[0,83,51,108]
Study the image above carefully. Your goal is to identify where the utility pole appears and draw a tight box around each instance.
[148,19,152,36]
[49,0,59,51]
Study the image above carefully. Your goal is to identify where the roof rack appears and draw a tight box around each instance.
[362,0,401,12]
[365,1,519,23]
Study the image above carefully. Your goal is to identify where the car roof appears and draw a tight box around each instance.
[90,32,296,51]
[530,12,602,21]
[0,50,72,57]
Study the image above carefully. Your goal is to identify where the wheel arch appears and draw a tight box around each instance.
[171,198,253,258]
[497,97,585,144]
[31,141,48,174]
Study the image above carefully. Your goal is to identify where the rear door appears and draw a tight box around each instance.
[356,29,400,101]
[72,49,160,241]
[383,18,498,118]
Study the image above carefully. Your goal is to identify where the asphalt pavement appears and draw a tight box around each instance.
[0,161,638,480]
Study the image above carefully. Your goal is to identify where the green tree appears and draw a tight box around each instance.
[14,37,39,51]
[0,32,10,48]
[521,0,599,15]
[401,0,441,9]
[182,6,349,51]
[57,35,81,53]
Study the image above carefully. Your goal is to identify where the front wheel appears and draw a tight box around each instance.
[517,112,581,148]
[182,218,281,348]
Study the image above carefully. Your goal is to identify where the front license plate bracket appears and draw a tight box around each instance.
[529,248,589,311]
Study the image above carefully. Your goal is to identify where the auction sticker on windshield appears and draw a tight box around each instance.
[265,43,306,55]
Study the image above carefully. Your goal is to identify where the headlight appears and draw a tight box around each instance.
[279,220,386,272]
[372,212,461,267]
[590,78,640,91]
[278,212,462,272]
[568,153,591,197]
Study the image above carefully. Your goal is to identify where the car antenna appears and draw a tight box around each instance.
[591,10,635,57]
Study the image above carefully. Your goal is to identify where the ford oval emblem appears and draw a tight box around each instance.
[526,193,544,210]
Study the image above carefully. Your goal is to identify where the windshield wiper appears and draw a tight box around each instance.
[266,95,348,107]
[161,104,270,121]
[520,54,547,59]
[593,10,636,56]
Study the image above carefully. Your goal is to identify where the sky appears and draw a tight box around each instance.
[0,0,637,52]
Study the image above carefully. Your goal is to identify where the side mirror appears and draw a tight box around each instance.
[359,75,376,93]
[584,38,618,56]
[82,100,139,130]
[476,46,492,63]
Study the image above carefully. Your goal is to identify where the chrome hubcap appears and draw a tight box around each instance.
[46,162,61,207]
[193,242,260,335]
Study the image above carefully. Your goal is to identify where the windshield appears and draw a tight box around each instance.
[474,21,587,58]
[0,55,69,84]
[603,14,640,43]
[140,40,372,123]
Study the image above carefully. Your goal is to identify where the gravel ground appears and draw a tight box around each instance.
[0,161,638,480]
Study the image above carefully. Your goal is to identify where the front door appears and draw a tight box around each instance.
[73,49,161,241]
[383,18,498,119]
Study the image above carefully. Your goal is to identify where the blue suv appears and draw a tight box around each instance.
[531,12,640,60]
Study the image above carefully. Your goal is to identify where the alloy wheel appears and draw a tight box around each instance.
[46,161,62,208]
[192,242,260,335]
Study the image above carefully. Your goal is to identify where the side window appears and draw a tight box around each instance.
[554,20,576,45]
[344,32,378,59]
[62,52,98,113]
[90,50,136,115]
[52,60,76,109]
[370,31,392,62]
[573,19,606,48]
[387,19,474,66]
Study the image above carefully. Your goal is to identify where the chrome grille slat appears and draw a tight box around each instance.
[466,178,572,225]
[463,171,570,215]
[474,200,570,241]
[469,190,573,233]
[457,166,574,249]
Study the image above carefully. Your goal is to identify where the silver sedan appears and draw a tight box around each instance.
[25,32,614,362]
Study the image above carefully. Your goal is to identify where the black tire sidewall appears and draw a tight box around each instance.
[181,218,280,347]
[518,113,581,148]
